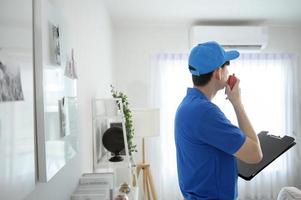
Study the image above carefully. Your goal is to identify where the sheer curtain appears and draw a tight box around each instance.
[150,53,301,200]
[150,54,191,200]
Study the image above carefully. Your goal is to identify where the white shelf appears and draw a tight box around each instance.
[92,98,133,188]
[92,98,130,169]
[96,156,131,169]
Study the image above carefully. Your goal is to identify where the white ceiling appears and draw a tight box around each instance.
[103,0,301,26]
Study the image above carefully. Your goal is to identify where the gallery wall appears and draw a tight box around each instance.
[24,0,113,199]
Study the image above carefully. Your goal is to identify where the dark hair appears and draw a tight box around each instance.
[191,61,230,86]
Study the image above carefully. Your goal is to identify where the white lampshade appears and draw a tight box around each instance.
[132,108,160,138]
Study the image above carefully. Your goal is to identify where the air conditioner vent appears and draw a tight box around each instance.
[190,26,268,52]
[222,45,263,51]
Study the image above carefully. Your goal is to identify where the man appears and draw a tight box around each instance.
[174,41,263,200]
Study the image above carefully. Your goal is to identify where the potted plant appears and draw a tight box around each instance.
[110,85,137,155]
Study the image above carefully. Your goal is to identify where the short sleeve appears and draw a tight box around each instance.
[197,105,246,155]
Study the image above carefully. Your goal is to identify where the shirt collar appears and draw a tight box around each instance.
[187,87,209,101]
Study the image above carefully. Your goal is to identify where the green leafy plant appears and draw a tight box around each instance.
[110,85,137,155]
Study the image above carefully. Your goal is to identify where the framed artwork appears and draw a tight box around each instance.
[0,59,24,102]
[64,49,78,79]
[34,0,78,182]
[58,98,66,137]
[49,23,61,65]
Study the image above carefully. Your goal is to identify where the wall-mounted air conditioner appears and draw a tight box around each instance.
[190,26,268,51]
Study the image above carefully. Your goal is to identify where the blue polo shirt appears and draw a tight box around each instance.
[175,88,246,200]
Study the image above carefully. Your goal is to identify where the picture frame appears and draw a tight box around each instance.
[0,59,24,102]
[49,23,61,65]
[34,0,79,182]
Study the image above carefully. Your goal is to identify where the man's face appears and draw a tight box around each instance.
[220,65,229,88]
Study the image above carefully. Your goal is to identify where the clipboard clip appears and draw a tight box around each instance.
[268,134,282,139]
[270,135,282,140]
[261,131,282,139]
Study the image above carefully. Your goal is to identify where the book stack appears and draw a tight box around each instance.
[71,172,114,200]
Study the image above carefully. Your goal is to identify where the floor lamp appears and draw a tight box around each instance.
[132,108,160,200]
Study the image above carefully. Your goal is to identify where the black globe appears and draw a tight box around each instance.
[102,126,125,162]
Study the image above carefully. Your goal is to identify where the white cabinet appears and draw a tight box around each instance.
[71,172,114,200]
[71,172,139,200]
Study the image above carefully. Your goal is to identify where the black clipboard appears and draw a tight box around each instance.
[238,131,296,181]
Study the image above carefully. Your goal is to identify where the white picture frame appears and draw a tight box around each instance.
[34,0,79,182]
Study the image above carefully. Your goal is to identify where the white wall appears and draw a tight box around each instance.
[113,23,301,198]
[0,1,35,199]
[24,0,113,199]
[113,24,301,108]
[112,24,190,108]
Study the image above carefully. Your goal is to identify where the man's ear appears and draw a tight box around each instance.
[213,68,222,80]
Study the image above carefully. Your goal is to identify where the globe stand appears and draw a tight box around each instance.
[109,152,124,162]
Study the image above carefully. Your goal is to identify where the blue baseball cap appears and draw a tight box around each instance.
[188,41,240,75]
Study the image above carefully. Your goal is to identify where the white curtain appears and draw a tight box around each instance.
[150,53,191,200]
[150,53,301,200]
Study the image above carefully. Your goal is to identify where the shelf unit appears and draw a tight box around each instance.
[92,98,133,185]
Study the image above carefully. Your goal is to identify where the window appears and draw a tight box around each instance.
[151,52,298,199]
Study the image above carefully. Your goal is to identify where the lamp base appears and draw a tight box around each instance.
[109,155,123,162]
[135,163,157,200]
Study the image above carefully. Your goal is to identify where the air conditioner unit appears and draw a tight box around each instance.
[190,26,268,51]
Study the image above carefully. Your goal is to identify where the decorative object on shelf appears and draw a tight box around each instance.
[114,193,128,200]
[64,48,78,79]
[119,182,131,194]
[92,98,130,167]
[102,126,125,162]
[110,85,137,155]
[114,182,130,200]
[132,108,160,200]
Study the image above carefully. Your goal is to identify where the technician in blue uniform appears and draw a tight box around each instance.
[175,41,263,200]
